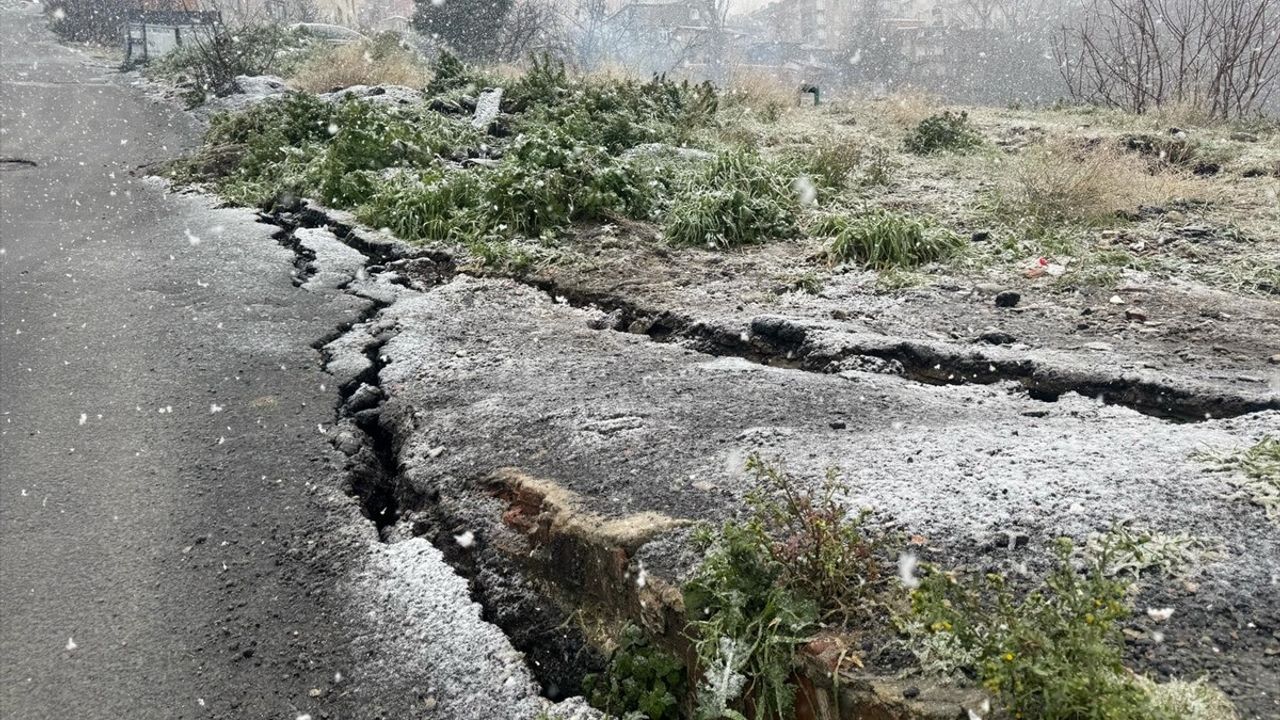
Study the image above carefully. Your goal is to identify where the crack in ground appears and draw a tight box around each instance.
[259,206,600,703]
[258,199,1280,709]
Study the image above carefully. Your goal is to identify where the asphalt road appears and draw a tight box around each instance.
[0,4,384,717]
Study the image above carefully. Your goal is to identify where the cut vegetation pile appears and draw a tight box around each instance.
[170,52,962,273]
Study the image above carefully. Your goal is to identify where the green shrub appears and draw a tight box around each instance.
[584,624,687,720]
[911,539,1161,720]
[424,50,490,96]
[505,52,569,111]
[304,100,482,206]
[665,149,800,249]
[904,110,983,154]
[516,74,718,153]
[684,456,887,720]
[818,210,961,270]
[200,92,334,205]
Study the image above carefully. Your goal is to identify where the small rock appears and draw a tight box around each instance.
[344,383,384,414]
[1109,295,1125,305]
[1085,341,1115,352]
[970,230,991,242]
[994,290,1020,308]
[1124,309,1148,322]
[978,329,1016,345]
[829,420,847,430]
[333,430,362,456]
[831,309,851,321]
[902,685,921,699]
[1267,354,1280,365]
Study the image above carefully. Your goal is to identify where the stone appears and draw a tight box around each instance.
[1125,309,1148,322]
[978,329,1016,345]
[994,290,1020,308]
[471,88,504,129]
[344,383,384,414]
[333,430,361,456]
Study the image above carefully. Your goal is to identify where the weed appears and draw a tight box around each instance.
[664,149,800,250]
[904,111,983,154]
[684,456,888,720]
[857,145,897,187]
[1198,436,1280,523]
[1137,677,1240,720]
[995,140,1215,229]
[1083,522,1219,586]
[743,456,885,625]
[584,624,686,720]
[807,139,862,188]
[910,538,1159,720]
[818,210,961,270]
[684,520,817,720]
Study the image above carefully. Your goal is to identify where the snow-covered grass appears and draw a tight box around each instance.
[1200,436,1280,523]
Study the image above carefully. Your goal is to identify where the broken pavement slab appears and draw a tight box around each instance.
[361,274,1278,714]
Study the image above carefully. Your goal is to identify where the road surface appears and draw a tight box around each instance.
[0,4,537,718]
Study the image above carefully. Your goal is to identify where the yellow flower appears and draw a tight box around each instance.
[1085,613,1096,624]
[1002,652,1015,662]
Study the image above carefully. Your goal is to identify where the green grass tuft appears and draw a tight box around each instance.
[818,209,961,270]
[903,110,983,154]
[664,149,801,250]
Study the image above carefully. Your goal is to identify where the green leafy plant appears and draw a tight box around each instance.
[1084,522,1219,585]
[818,209,961,270]
[904,111,983,154]
[684,456,888,719]
[684,520,816,720]
[584,624,687,720]
[910,538,1160,720]
[304,99,481,206]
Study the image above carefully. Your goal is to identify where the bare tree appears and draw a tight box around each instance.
[690,0,733,82]
[559,0,610,69]
[495,0,564,61]
[1056,0,1280,119]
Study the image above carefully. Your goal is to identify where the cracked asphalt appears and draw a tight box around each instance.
[0,5,563,719]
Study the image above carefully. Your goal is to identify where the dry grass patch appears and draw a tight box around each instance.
[879,88,942,128]
[723,69,799,122]
[289,39,429,93]
[1000,138,1220,227]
